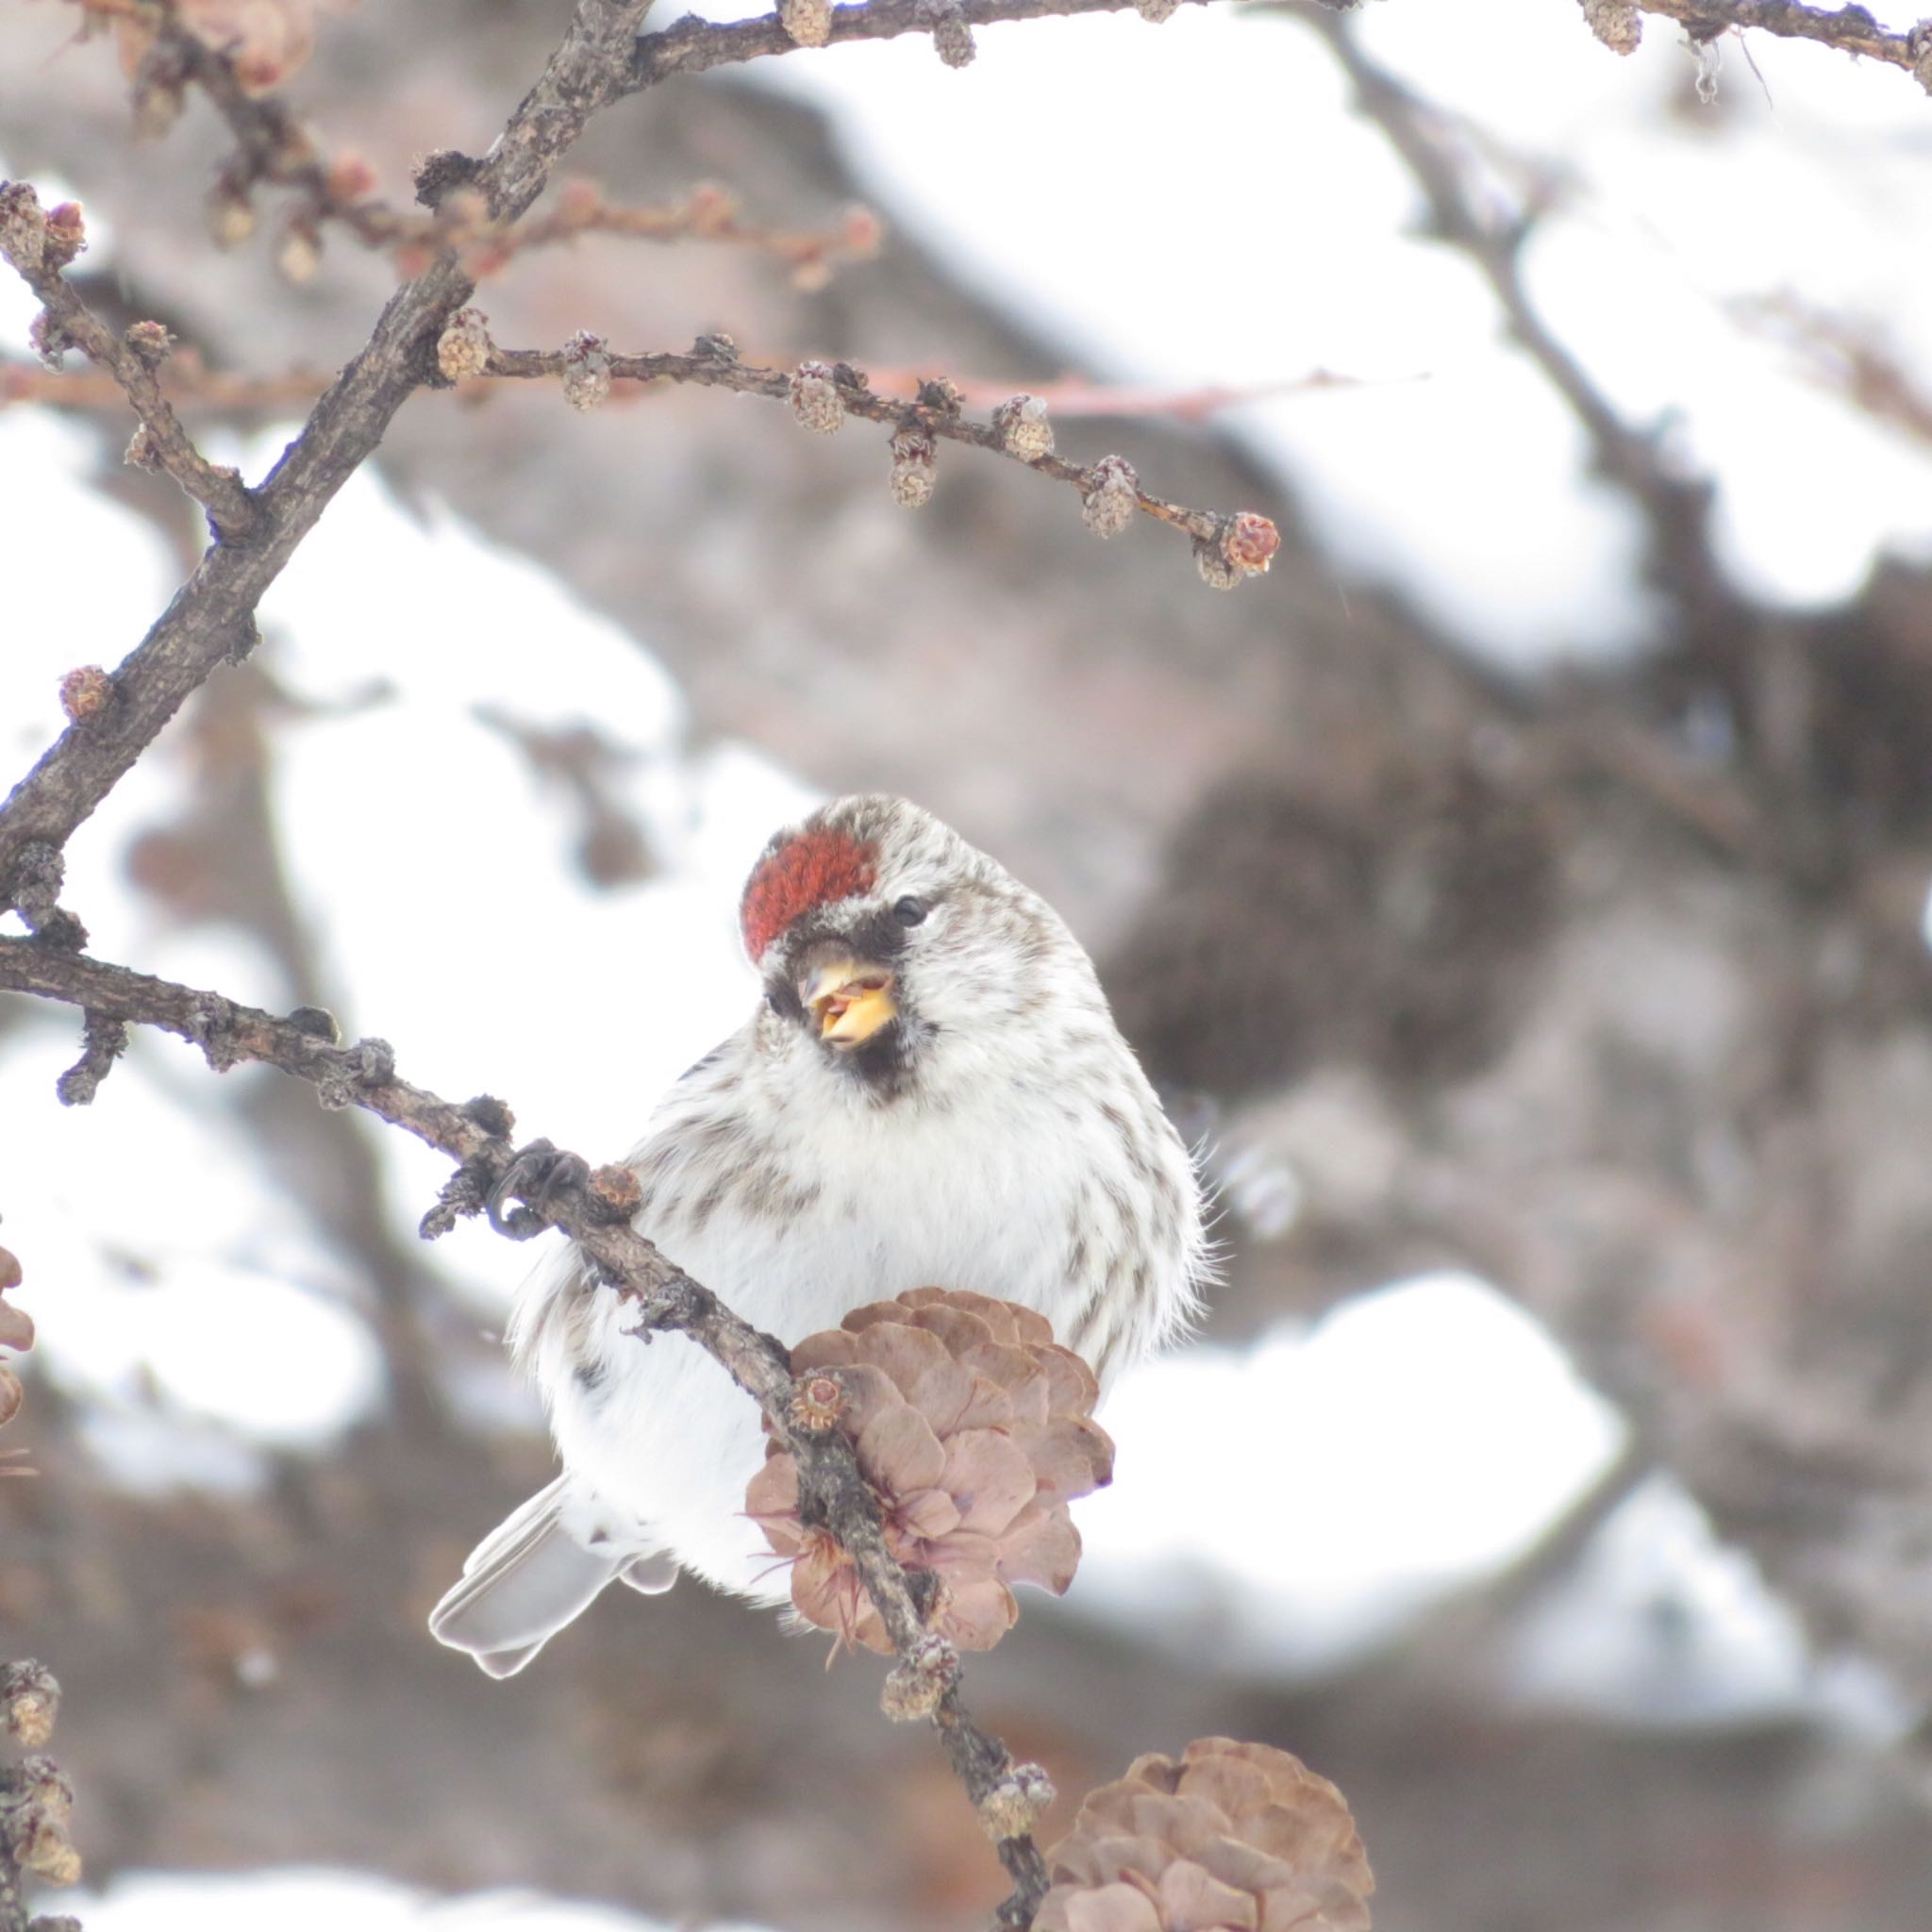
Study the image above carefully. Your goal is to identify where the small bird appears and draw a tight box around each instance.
[430,794,1207,1675]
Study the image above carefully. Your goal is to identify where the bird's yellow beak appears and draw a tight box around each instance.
[802,958,898,1047]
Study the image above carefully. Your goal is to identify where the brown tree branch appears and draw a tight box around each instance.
[0,934,1055,1924]
[630,0,1213,85]
[1625,0,1932,85]
[0,0,658,915]
[0,189,259,538]
[464,330,1280,574]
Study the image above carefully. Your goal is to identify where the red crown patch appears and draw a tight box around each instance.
[741,829,877,962]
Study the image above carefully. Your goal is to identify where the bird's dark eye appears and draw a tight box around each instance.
[892,896,927,926]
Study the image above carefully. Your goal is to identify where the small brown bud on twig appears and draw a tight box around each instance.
[325,152,379,205]
[26,311,71,372]
[125,423,163,472]
[1081,455,1139,538]
[275,220,322,286]
[0,182,47,274]
[1912,24,1932,94]
[124,319,175,366]
[789,1374,846,1434]
[693,331,740,362]
[685,181,739,236]
[1580,0,1642,55]
[8,1807,80,1888]
[42,203,86,272]
[841,204,884,258]
[436,308,494,381]
[993,393,1054,462]
[560,330,612,411]
[779,0,834,48]
[890,424,938,507]
[208,186,258,250]
[1,1665,58,1750]
[1224,509,1280,574]
[790,360,845,435]
[1193,534,1244,590]
[13,1759,71,1826]
[133,75,186,139]
[916,375,963,417]
[58,667,111,725]
[978,1761,1055,1840]
[1194,512,1279,588]
[922,0,977,66]
[587,1163,642,1220]
[1136,0,1181,22]
[879,1634,959,1721]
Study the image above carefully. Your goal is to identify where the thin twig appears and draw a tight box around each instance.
[630,0,1215,86]
[479,335,1272,550]
[0,934,1054,1924]
[0,190,258,537]
[1632,0,1932,83]
[0,0,659,911]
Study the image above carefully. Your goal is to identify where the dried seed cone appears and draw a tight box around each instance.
[746,1289,1115,1654]
[1036,1738,1374,1932]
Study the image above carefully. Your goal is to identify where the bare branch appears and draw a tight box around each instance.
[0,187,259,537]
[1624,0,1932,88]
[0,0,658,914]
[630,0,1214,87]
[0,934,1054,1924]
[466,329,1281,575]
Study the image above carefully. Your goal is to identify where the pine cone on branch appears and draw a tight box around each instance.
[746,1288,1115,1652]
[1035,1737,1374,1932]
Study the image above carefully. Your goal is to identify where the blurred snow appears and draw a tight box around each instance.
[1079,1273,1626,1672]
[72,1867,771,1932]
[1504,1474,1915,1739]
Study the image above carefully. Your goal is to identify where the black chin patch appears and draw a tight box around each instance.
[833,1021,915,1100]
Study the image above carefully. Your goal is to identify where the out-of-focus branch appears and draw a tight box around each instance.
[0,189,258,538]
[453,324,1282,583]
[0,935,1055,1924]
[0,1660,78,1932]
[2,355,1365,424]
[1735,292,1932,452]
[1300,5,1750,655]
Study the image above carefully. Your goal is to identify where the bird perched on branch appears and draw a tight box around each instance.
[430,793,1207,1676]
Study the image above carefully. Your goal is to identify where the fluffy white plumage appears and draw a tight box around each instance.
[430,794,1207,1675]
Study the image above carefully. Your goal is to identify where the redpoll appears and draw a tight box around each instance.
[430,795,1207,1675]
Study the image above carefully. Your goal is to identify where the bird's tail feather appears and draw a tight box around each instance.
[428,1475,675,1677]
